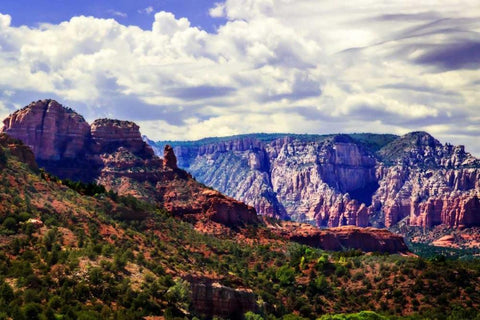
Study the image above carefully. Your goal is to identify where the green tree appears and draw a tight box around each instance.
[0,282,14,303]
[2,217,17,232]
[22,303,43,320]
[245,312,264,320]
[276,265,295,286]
[165,279,191,312]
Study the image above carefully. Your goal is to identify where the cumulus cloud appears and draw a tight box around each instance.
[0,1,479,155]
[209,3,225,18]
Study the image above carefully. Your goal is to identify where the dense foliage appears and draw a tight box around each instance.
[1,139,480,320]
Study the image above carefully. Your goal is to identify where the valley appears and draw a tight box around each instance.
[0,99,479,319]
[148,132,480,249]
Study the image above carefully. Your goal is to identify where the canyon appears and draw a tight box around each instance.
[0,107,415,318]
[148,132,480,231]
[1,99,409,254]
[2,131,474,319]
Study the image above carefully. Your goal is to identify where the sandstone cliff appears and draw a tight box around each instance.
[1,100,259,229]
[374,132,480,229]
[2,99,90,160]
[272,222,409,254]
[189,278,258,319]
[149,132,480,231]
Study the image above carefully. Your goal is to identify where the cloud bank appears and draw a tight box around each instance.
[0,1,479,154]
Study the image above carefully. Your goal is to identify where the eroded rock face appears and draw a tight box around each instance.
[163,145,178,169]
[190,279,258,320]
[2,100,259,229]
[2,99,90,160]
[149,131,480,231]
[374,132,480,229]
[154,171,259,227]
[91,119,154,157]
[150,135,379,225]
[375,166,480,228]
[275,222,409,253]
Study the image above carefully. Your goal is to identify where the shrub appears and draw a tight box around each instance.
[245,312,264,320]
[22,303,43,320]
[276,265,296,286]
[2,217,17,232]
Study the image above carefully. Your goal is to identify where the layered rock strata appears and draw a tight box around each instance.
[272,222,409,253]
[149,132,480,230]
[2,100,259,228]
[0,100,410,255]
[2,100,90,160]
[190,279,258,319]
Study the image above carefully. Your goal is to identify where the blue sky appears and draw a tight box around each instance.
[0,0,226,32]
[0,0,479,155]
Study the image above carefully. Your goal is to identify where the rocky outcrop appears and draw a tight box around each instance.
[1,100,259,229]
[91,119,154,157]
[2,99,90,160]
[163,145,178,169]
[148,131,480,232]
[150,135,379,224]
[266,135,378,225]
[150,135,380,225]
[190,279,258,319]
[202,190,259,227]
[0,133,38,170]
[154,172,259,227]
[274,222,409,253]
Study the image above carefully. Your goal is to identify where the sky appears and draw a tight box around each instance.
[0,0,479,155]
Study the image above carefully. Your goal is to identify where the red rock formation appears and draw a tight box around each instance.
[276,222,409,253]
[203,190,259,227]
[159,132,480,234]
[375,164,480,229]
[190,279,258,319]
[2,99,90,160]
[91,119,154,157]
[156,175,259,227]
[163,145,178,169]
[1,100,259,229]
[0,133,38,170]
[162,135,378,225]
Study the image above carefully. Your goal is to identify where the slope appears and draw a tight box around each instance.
[0,134,480,319]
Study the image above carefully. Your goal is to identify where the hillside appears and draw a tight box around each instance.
[1,99,262,230]
[1,133,480,319]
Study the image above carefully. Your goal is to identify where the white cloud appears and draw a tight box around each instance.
[139,6,154,15]
[0,2,479,155]
[209,3,225,18]
[108,10,127,18]
[0,13,11,29]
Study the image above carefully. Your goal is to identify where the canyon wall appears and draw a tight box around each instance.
[149,132,480,229]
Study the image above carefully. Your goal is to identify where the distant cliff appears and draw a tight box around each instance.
[147,132,480,230]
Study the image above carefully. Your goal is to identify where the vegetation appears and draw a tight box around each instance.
[1,139,480,319]
[154,133,399,153]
